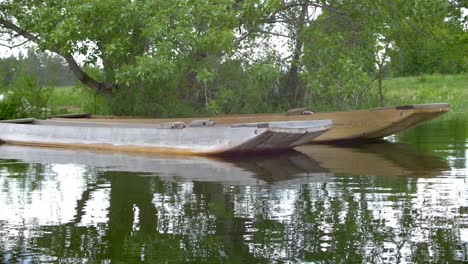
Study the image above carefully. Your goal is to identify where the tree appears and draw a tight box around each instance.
[300,0,467,108]
[0,1,246,93]
[387,0,468,75]
[0,56,17,88]
[0,48,77,89]
[248,0,361,108]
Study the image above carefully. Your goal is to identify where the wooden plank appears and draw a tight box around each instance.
[48,113,91,118]
[0,118,36,124]
[286,107,314,115]
[370,103,450,111]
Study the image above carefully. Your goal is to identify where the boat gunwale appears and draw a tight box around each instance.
[369,103,450,111]
[3,119,333,131]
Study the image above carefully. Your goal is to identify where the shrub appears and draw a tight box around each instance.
[0,76,52,120]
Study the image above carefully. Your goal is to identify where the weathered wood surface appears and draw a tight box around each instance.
[51,103,450,142]
[0,118,35,124]
[48,113,91,118]
[0,119,332,155]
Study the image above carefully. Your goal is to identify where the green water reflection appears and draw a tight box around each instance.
[0,113,467,263]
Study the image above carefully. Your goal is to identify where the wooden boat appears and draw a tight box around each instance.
[0,119,332,155]
[51,103,450,142]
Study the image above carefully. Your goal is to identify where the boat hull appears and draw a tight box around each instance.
[0,120,332,155]
[58,103,449,142]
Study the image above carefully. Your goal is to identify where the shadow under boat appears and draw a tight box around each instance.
[0,145,332,186]
[296,141,449,177]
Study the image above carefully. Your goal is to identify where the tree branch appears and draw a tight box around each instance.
[282,1,348,16]
[0,18,40,43]
[0,39,31,49]
[258,30,291,38]
[235,32,251,44]
[0,18,114,93]
[63,54,114,93]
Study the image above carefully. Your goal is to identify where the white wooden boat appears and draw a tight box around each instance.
[0,119,332,155]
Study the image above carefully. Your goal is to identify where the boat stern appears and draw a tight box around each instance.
[224,120,333,154]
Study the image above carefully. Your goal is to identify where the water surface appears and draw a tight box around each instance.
[0,113,467,263]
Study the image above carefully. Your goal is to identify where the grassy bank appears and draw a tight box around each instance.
[382,74,468,112]
[47,74,468,115]
[49,86,82,113]
[49,86,100,115]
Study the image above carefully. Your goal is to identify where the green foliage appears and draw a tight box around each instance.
[301,14,376,110]
[0,76,52,119]
[207,61,282,114]
[104,70,198,117]
[0,57,18,88]
[1,0,249,109]
[49,86,84,113]
[383,0,468,75]
[302,54,375,111]
[0,49,77,88]
[0,91,21,120]
[389,26,467,75]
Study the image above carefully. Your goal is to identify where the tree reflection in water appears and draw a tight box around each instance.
[0,154,466,263]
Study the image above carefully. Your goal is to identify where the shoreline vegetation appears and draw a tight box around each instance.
[1,1,465,120]
[47,73,467,117]
[383,74,468,113]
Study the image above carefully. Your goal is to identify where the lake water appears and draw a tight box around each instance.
[0,113,467,263]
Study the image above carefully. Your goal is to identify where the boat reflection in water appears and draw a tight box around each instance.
[0,139,449,185]
[0,145,332,186]
[296,141,449,177]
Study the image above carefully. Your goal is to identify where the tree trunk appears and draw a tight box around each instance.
[378,73,385,107]
[64,55,114,94]
[285,3,307,107]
